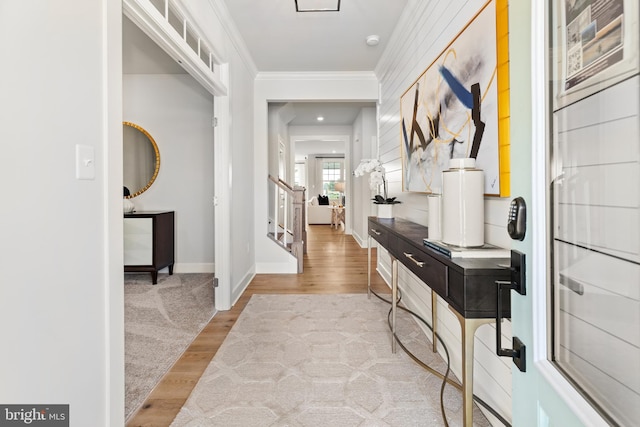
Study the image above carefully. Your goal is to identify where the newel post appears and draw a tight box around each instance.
[292,186,306,272]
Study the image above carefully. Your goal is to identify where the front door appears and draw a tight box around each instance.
[510,1,639,426]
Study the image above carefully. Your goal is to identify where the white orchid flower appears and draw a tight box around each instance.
[353,159,399,204]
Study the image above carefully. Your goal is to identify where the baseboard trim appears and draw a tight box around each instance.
[231,269,256,307]
[352,230,367,248]
[255,261,297,274]
[171,263,215,273]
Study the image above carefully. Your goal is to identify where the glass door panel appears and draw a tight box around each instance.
[547,1,640,424]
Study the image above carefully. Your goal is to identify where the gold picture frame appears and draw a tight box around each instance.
[400,0,510,196]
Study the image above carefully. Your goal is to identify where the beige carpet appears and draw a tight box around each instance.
[125,273,215,420]
[171,294,490,427]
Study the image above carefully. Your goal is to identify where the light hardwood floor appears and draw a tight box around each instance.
[126,225,389,426]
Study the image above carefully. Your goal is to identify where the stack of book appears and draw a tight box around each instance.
[423,239,510,258]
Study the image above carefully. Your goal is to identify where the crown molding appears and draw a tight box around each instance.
[256,71,378,82]
[207,0,258,78]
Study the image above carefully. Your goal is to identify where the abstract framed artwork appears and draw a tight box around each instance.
[400,0,510,196]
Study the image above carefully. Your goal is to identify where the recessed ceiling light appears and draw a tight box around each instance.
[317,116,324,121]
[295,0,340,12]
[366,35,380,46]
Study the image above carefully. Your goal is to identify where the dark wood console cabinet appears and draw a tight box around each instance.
[367,216,510,427]
[368,217,511,318]
[124,211,175,284]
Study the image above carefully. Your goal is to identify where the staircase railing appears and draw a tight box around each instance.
[267,175,306,272]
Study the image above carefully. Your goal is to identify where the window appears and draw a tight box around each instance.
[321,160,344,202]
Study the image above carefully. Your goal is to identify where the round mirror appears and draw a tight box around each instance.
[123,122,160,198]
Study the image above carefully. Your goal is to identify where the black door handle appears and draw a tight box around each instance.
[494,250,527,372]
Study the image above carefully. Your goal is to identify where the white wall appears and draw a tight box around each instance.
[267,104,293,220]
[178,0,258,308]
[350,107,378,246]
[290,125,350,208]
[289,125,352,136]
[254,72,379,273]
[375,0,513,424]
[269,103,296,181]
[304,154,346,202]
[124,74,215,273]
[228,49,257,303]
[290,124,351,219]
[0,0,124,425]
[0,1,257,424]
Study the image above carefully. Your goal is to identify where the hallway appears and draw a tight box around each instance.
[127,225,390,425]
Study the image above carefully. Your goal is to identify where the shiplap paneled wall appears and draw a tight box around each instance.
[374,0,514,424]
[553,76,640,426]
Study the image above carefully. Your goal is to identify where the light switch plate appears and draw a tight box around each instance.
[76,144,95,180]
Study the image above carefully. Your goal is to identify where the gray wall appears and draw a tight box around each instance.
[124,74,215,272]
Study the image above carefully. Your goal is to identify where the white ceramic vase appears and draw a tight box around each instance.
[377,204,394,219]
[123,198,135,214]
[441,158,484,247]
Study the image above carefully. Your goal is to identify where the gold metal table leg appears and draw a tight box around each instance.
[367,235,371,299]
[391,255,398,354]
[431,290,438,353]
[451,307,493,427]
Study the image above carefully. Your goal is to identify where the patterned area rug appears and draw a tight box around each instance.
[125,273,215,420]
[171,294,490,426]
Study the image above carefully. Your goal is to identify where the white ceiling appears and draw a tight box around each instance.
[294,139,346,162]
[221,0,408,72]
[287,101,375,126]
[278,100,376,161]
[123,1,407,155]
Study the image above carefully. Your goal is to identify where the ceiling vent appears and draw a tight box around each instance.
[295,0,341,12]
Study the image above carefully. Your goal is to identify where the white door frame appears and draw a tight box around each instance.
[213,64,232,311]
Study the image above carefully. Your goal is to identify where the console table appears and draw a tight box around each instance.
[124,211,175,284]
[367,217,510,427]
